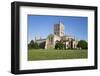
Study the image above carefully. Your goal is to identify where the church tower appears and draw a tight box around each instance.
[54,21,64,37]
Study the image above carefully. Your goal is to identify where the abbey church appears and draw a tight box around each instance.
[35,22,78,49]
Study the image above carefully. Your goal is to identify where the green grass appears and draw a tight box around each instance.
[28,49,88,61]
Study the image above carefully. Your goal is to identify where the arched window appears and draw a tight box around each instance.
[48,36,53,44]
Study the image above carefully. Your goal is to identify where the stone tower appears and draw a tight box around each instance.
[54,21,64,37]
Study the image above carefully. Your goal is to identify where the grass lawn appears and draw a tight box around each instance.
[28,49,88,61]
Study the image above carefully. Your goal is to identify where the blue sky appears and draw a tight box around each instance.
[28,15,88,43]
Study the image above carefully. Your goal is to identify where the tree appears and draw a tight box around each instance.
[77,40,88,49]
[55,41,66,50]
[28,40,34,49]
[33,42,39,49]
[28,40,39,49]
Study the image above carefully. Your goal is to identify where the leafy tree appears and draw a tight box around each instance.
[55,41,66,50]
[77,40,88,49]
[34,42,39,49]
[28,40,34,49]
[28,40,39,49]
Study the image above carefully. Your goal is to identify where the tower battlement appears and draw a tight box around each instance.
[54,22,64,37]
